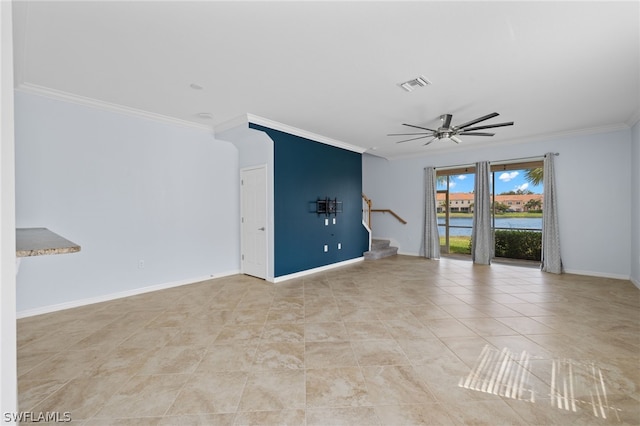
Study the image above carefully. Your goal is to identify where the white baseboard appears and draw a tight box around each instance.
[562,268,630,281]
[16,270,240,319]
[630,276,639,289]
[271,258,364,283]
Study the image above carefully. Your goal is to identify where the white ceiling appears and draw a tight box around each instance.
[12,1,640,159]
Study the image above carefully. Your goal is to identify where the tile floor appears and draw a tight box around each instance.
[16,255,640,425]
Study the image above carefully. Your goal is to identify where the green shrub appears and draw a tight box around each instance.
[494,230,541,261]
[465,230,542,260]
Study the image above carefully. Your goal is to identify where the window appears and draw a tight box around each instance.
[436,160,544,260]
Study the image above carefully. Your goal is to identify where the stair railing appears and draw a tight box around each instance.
[362,193,407,229]
[362,193,372,229]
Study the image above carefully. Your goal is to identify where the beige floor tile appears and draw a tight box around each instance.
[423,318,478,338]
[14,256,639,425]
[214,324,264,344]
[18,378,69,412]
[166,371,248,415]
[158,413,235,425]
[494,315,558,335]
[396,337,458,365]
[374,403,455,425]
[361,365,436,405]
[234,409,305,425]
[137,346,206,375]
[304,305,342,322]
[30,376,124,421]
[304,322,349,342]
[445,399,529,425]
[227,309,269,326]
[383,318,438,340]
[17,351,56,378]
[344,320,391,340]
[350,339,410,366]
[252,342,304,369]
[238,369,305,411]
[94,374,189,418]
[261,323,304,343]
[19,350,106,381]
[458,317,520,336]
[265,307,304,324]
[304,342,358,369]
[197,343,258,372]
[306,406,380,425]
[305,367,371,408]
[82,347,156,378]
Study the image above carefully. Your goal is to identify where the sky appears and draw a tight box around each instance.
[437,170,543,194]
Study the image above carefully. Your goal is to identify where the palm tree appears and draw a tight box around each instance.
[524,168,543,186]
[525,198,542,211]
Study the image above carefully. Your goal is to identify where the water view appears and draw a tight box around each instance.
[438,217,542,236]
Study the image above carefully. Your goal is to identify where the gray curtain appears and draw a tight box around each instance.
[472,161,492,264]
[541,153,562,273]
[423,167,440,259]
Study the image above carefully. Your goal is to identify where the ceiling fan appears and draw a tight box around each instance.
[388,112,514,146]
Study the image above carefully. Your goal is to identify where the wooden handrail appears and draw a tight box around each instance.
[371,209,407,224]
[362,193,372,228]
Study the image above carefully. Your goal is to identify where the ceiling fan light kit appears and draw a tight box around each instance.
[388,112,514,146]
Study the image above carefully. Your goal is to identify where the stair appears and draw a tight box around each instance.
[364,239,398,260]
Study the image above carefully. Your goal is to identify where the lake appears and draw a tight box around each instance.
[438,217,542,237]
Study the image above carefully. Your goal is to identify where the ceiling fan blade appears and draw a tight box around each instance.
[456,112,499,129]
[458,132,495,136]
[423,137,437,146]
[441,114,453,128]
[387,132,432,136]
[461,122,514,132]
[402,123,437,132]
[395,135,432,144]
[450,135,462,144]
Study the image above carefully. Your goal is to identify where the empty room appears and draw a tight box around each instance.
[1,1,639,425]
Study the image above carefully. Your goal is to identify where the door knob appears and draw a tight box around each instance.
[258,227,265,231]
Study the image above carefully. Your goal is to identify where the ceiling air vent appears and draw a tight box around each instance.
[399,76,431,92]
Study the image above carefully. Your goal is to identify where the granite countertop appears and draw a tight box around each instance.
[16,228,81,257]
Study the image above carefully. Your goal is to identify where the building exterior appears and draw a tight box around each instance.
[436,192,543,213]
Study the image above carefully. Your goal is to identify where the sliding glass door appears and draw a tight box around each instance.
[437,161,543,261]
[437,170,475,255]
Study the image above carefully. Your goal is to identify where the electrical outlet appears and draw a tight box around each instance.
[337,243,342,250]
[332,217,336,224]
[138,260,145,269]
[324,245,328,252]
[324,218,329,226]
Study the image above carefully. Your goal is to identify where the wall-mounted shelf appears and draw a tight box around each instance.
[316,197,342,216]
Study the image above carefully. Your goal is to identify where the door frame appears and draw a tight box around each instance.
[240,165,268,279]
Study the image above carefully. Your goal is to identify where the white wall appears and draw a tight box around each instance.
[1,0,18,420]
[14,91,240,315]
[631,120,640,287]
[364,129,633,279]
[217,123,276,281]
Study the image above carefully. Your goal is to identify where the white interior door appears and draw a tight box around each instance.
[241,166,267,279]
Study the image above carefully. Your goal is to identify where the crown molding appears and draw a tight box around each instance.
[383,122,632,161]
[626,108,640,128]
[15,83,213,132]
[215,113,366,154]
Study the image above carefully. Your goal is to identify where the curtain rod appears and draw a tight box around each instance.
[427,153,559,171]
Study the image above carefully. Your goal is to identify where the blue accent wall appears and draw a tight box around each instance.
[249,124,369,277]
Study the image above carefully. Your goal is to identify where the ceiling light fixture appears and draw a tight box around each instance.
[190,83,204,90]
[197,112,213,119]
[398,75,431,92]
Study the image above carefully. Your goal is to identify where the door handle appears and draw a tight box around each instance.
[258,227,265,231]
